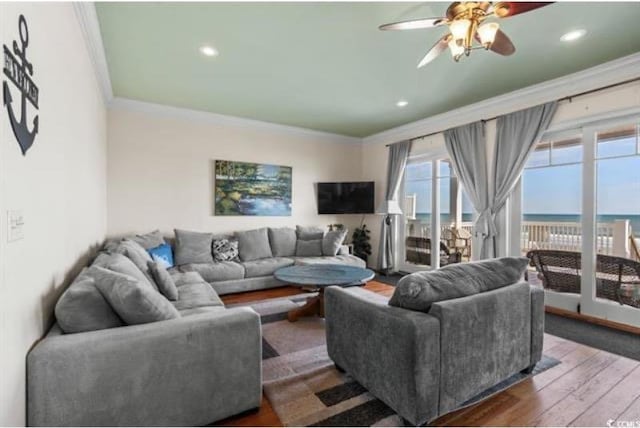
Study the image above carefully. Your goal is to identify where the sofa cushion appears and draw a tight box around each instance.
[55,269,123,334]
[212,238,239,262]
[389,257,529,313]
[242,257,295,278]
[172,282,225,311]
[90,266,180,325]
[183,262,245,282]
[148,261,179,301]
[295,254,366,268]
[168,270,206,287]
[323,229,348,256]
[174,229,214,265]
[236,228,273,261]
[268,227,297,257]
[147,243,174,268]
[296,225,324,241]
[93,252,157,291]
[296,239,323,257]
[130,230,165,250]
[114,239,156,286]
[178,306,226,317]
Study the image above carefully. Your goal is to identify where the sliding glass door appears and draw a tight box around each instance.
[399,157,473,272]
[516,117,640,326]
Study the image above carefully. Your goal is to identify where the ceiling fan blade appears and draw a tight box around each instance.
[417,34,450,68]
[489,29,516,56]
[379,17,446,31]
[493,2,553,18]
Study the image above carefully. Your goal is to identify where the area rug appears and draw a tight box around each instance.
[232,295,561,427]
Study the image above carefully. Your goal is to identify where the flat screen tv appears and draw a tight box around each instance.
[317,182,375,214]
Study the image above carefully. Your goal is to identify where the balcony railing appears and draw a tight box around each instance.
[405,218,639,261]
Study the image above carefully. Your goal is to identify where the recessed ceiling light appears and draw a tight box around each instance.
[199,45,219,57]
[396,100,408,108]
[560,29,586,42]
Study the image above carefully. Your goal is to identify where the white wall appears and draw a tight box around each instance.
[0,3,108,426]
[361,80,640,269]
[107,104,365,242]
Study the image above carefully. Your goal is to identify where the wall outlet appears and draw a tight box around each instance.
[8,210,24,242]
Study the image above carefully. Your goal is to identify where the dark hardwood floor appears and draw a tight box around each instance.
[218,281,640,427]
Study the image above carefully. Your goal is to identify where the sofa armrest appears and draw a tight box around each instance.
[27,307,262,427]
[337,244,351,255]
[325,286,440,426]
[530,285,545,366]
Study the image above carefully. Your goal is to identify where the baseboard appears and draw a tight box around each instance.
[545,305,640,335]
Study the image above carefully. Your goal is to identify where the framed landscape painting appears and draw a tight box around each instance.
[214,160,292,216]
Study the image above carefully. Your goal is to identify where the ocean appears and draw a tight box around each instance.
[414,213,640,231]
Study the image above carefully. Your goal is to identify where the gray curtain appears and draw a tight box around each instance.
[489,102,558,257]
[378,140,412,272]
[444,122,492,257]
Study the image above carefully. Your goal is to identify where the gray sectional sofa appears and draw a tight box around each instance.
[176,226,365,295]
[28,225,362,427]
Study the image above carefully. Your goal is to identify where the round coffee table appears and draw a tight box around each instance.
[274,264,375,322]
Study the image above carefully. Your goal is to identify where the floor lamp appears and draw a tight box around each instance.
[376,200,403,275]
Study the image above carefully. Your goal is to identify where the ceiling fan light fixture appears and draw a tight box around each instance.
[478,22,500,49]
[448,38,464,62]
[199,45,219,57]
[449,19,471,43]
[560,29,586,42]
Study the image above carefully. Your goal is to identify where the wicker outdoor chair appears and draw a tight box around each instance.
[405,237,462,266]
[526,249,640,308]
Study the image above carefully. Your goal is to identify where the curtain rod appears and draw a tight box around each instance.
[385,76,640,146]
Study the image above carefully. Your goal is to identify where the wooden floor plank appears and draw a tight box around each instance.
[505,352,619,426]
[216,396,280,427]
[216,284,638,427]
[617,395,640,423]
[533,357,639,426]
[221,286,303,305]
[510,344,599,398]
[541,338,581,360]
[570,365,640,426]
[542,334,564,351]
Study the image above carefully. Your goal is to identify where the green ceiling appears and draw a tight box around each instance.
[96,2,640,137]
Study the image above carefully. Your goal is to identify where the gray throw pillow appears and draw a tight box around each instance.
[102,238,122,253]
[268,227,297,257]
[94,252,158,291]
[235,228,273,261]
[174,229,214,265]
[323,229,348,256]
[90,266,180,325]
[296,225,324,241]
[114,240,156,286]
[389,257,529,313]
[296,239,323,257]
[130,230,165,250]
[148,261,179,301]
[212,239,239,262]
[55,269,123,334]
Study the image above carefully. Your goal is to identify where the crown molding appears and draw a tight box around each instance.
[363,53,640,145]
[73,2,113,103]
[109,97,363,144]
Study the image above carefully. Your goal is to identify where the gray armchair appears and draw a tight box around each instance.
[325,282,544,426]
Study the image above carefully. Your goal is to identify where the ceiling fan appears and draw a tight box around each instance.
[379,2,553,67]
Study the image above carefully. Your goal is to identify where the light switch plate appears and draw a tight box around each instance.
[8,210,24,242]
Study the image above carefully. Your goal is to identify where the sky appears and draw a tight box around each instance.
[405,135,640,216]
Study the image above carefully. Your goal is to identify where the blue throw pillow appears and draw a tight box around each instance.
[147,243,174,268]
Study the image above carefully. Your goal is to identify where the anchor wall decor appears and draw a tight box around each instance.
[3,14,39,156]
